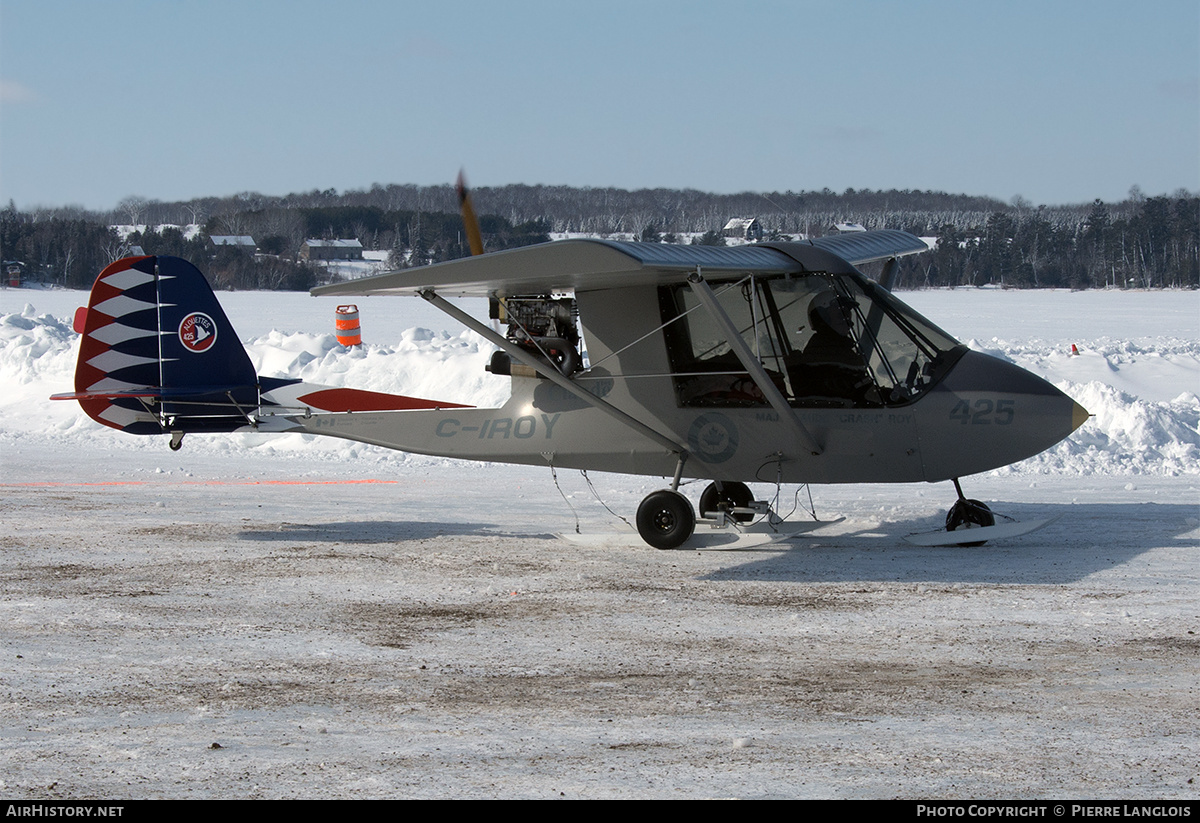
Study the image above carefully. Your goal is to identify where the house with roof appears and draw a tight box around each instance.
[721,217,763,242]
[209,235,257,252]
[300,239,364,261]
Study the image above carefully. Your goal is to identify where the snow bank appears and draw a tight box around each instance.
[994,380,1200,476]
[0,304,93,441]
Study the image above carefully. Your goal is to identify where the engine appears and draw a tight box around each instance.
[486,295,582,377]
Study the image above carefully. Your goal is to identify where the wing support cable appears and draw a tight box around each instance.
[581,290,715,374]
[686,269,824,456]
[419,288,688,459]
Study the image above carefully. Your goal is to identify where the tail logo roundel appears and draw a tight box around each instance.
[179,312,218,353]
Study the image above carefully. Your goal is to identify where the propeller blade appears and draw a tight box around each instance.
[456,169,485,256]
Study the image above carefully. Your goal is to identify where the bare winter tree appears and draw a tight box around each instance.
[116,196,149,227]
[182,202,206,229]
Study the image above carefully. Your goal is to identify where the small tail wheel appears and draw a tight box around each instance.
[945,498,994,547]
[636,490,696,550]
[698,481,754,523]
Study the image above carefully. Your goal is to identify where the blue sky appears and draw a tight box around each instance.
[2,0,1197,211]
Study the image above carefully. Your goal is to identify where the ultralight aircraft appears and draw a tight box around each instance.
[54,185,1089,549]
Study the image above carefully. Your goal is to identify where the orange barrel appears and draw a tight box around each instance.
[335,304,362,346]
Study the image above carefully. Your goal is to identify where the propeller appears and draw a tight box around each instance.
[456,169,485,257]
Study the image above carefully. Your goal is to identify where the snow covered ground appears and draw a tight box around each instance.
[1,283,1197,798]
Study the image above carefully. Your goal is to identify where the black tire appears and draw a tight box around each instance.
[698,481,754,523]
[636,490,696,550]
[945,499,994,547]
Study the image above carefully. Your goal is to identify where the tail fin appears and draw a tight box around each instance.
[57,255,259,434]
[54,255,474,439]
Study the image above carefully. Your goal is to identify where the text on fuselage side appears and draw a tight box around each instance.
[436,413,562,439]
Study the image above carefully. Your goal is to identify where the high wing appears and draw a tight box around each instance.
[311,230,929,298]
[801,230,931,266]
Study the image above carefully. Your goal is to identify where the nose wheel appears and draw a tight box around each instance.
[945,479,995,547]
[906,479,1055,547]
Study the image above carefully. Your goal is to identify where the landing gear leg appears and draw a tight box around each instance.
[945,478,994,546]
[670,452,687,492]
[168,431,184,452]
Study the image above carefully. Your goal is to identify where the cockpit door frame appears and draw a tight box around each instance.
[686,269,824,456]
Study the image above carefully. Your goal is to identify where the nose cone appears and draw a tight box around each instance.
[917,350,1089,481]
[1071,398,1091,434]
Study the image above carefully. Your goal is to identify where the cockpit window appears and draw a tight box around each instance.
[659,272,964,408]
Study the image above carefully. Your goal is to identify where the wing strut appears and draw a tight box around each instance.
[878,256,899,290]
[418,288,688,459]
[686,270,824,456]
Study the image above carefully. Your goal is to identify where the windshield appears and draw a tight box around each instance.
[659,272,964,408]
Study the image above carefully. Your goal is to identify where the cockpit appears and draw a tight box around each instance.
[659,271,966,409]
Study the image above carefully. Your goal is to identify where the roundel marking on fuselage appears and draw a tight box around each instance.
[688,412,739,464]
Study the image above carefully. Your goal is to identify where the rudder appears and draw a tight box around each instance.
[65,256,258,433]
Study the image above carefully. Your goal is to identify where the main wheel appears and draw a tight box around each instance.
[636,490,696,550]
[698,481,754,523]
[945,499,994,547]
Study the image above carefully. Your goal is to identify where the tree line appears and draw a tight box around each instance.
[0,200,553,290]
[0,215,321,291]
[903,194,1198,289]
[2,184,1196,291]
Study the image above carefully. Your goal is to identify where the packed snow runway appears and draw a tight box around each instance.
[1,285,1197,798]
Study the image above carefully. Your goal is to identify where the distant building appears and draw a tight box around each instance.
[301,239,364,261]
[830,222,867,233]
[722,217,763,242]
[209,235,257,252]
[4,260,26,287]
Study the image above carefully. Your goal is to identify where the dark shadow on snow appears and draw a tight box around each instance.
[697,501,1198,585]
[238,520,558,543]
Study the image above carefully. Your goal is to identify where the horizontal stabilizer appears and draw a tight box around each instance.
[52,383,260,402]
[52,388,164,401]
